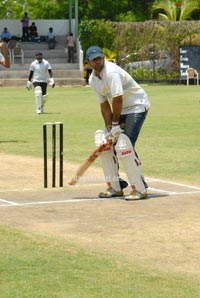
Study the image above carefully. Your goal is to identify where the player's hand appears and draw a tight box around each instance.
[95,130,108,146]
[49,78,55,88]
[26,80,32,91]
[109,125,123,142]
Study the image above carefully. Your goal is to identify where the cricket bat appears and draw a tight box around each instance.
[68,140,112,185]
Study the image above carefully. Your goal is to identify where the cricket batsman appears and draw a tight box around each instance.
[26,52,55,114]
[86,46,150,200]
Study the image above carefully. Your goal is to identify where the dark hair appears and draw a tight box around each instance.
[35,52,43,56]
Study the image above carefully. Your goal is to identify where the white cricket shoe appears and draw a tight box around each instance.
[124,190,148,201]
[98,187,124,198]
[37,107,43,114]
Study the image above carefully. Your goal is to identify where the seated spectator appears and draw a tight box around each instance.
[29,22,40,42]
[47,27,56,49]
[1,27,12,43]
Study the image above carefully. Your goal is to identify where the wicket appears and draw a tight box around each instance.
[43,122,63,188]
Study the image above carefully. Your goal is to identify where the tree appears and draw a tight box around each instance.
[151,0,200,21]
[0,0,68,19]
[0,0,153,21]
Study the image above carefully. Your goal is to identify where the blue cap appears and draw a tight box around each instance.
[86,46,104,61]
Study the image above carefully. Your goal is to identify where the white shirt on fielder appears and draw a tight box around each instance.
[29,58,52,83]
[89,60,150,114]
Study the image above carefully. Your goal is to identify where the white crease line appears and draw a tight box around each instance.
[0,198,106,207]
[0,189,200,208]
[150,187,200,194]
[148,178,200,190]
[0,198,19,205]
[149,187,200,195]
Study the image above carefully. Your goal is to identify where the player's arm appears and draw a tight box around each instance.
[112,95,122,124]
[28,70,33,81]
[26,70,33,90]
[100,100,113,130]
[48,69,55,87]
[0,42,10,68]
[48,69,53,78]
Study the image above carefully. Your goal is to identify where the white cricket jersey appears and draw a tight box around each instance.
[29,58,52,83]
[89,60,150,114]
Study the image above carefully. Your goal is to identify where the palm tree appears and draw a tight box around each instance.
[151,0,200,21]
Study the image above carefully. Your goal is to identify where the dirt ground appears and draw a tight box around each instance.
[0,153,200,279]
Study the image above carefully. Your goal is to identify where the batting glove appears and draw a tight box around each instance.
[95,130,108,146]
[49,78,55,88]
[109,125,124,142]
[26,80,32,91]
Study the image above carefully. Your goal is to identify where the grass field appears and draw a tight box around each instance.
[0,85,199,184]
[0,85,200,298]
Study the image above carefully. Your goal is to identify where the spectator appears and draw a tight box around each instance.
[1,28,12,43]
[29,22,38,39]
[21,12,29,41]
[66,32,76,63]
[47,27,56,49]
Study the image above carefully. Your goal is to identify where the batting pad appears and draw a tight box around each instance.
[35,86,42,111]
[42,94,48,106]
[99,148,121,191]
[115,134,146,193]
[95,130,121,191]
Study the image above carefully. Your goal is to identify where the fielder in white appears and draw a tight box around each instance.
[26,52,55,114]
[86,46,150,200]
[0,41,10,68]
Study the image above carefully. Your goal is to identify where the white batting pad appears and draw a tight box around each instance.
[42,94,48,107]
[99,148,121,191]
[35,86,42,112]
[95,130,120,191]
[115,134,146,193]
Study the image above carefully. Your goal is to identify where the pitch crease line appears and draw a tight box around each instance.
[148,178,200,190]
[0,198,106,207]
[0,198,19,205]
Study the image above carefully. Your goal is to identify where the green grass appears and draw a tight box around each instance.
[0,85,199,184]
[0,85,200,297]
[0,225,200,298]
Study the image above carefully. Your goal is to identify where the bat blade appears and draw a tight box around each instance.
[68,142,111,185]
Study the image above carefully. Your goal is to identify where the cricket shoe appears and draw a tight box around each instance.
[37,107,43,114]
[124,190,148,201]
[119,178,128,189]
[98,187,124,198]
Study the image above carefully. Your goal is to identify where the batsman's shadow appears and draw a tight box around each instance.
[71,194,169,201]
